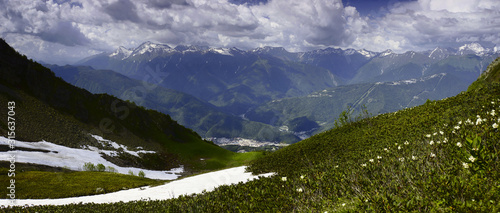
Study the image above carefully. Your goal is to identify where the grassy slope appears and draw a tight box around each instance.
[7,60,499,212]
[0,165,163,199]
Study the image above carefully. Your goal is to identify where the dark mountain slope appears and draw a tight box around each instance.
[246,72,468,135]
[48,65,299,142]
[0,38,234,172]
[78,43,341,115]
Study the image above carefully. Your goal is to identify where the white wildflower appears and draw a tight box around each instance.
[466,119,472,124]
[404,141,409,145]
[282,177,287,181]
[430,153,436,158]
[433,132,438,136]
[361,163,367,167]
[377,156,382,159]
[300,175,305,179]
[439,131,444,135]
[399,157,405,162]
[469,156,476,162]
[384,148,389,152]
[443,138,448,143]
[412,156,417,160]
[297,188,303,193]
[491,110,496,116]
[458,120,462,125]
[456,142,462,147]
[476,118,483,125]
[425,134,431,138]
[398,146,402,150]
[493,123,498,129]
[454,125,460,130]
[342,203,346,206]
[369,159,374,163]
[462,162,469,169]
[429,141,434,145]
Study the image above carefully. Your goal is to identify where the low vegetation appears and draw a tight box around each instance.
[4,60,499,212]
[0,166,162,199]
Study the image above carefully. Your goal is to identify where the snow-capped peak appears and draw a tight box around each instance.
[109,46,132,59]
[130,41,173,57]
[379,49,395,57]
[357,49,377,58]
[458,42,489,56]
[209,47,233,56]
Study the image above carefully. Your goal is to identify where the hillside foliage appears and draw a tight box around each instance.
[7,57,500,212]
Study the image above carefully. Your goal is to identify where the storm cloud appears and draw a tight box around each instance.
[1,0,499,64]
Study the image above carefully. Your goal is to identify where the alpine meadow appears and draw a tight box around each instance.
[1,0,500,212]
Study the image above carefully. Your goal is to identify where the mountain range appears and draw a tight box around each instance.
[72,41,499,143]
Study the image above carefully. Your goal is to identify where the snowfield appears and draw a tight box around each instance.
[0,136,183,180]
[0,166,273,206]
[0,136,274,206]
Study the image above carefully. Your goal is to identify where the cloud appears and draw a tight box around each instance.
[145,0,190,9]
[1,0,500,64]
[38,21,90,46]
[349,0,500,51]
[104,0,141,23]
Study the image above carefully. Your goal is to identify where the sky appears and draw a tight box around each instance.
[1,0,499,64]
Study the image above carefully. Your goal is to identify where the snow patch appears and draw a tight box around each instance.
[209,48,233,56]
[0,137,182,180]
[0,166,274,206]
[89,135,155,157]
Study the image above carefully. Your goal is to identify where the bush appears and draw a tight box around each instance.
[83,162,96,171]
[107,166,117,173]
[138,171,145,178]
[96,164,106,172]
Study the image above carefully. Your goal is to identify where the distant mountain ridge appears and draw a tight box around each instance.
[76,41,500,143]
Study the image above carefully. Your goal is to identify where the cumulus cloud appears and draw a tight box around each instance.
[145,0,190,9]
[38,21,90,46]
[358,0,500,51]
[1,0,500,64]
[103,0,141,23]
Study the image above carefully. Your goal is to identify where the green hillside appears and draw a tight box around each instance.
[468,57,500,91]
[0,38,237,172]
[247,72,468,134]
[10,56,500,211]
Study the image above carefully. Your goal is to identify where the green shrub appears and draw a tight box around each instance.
[83,162,96,171]
[138,171,145,178]
[96,163,106,172]
[107,166,117,173]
